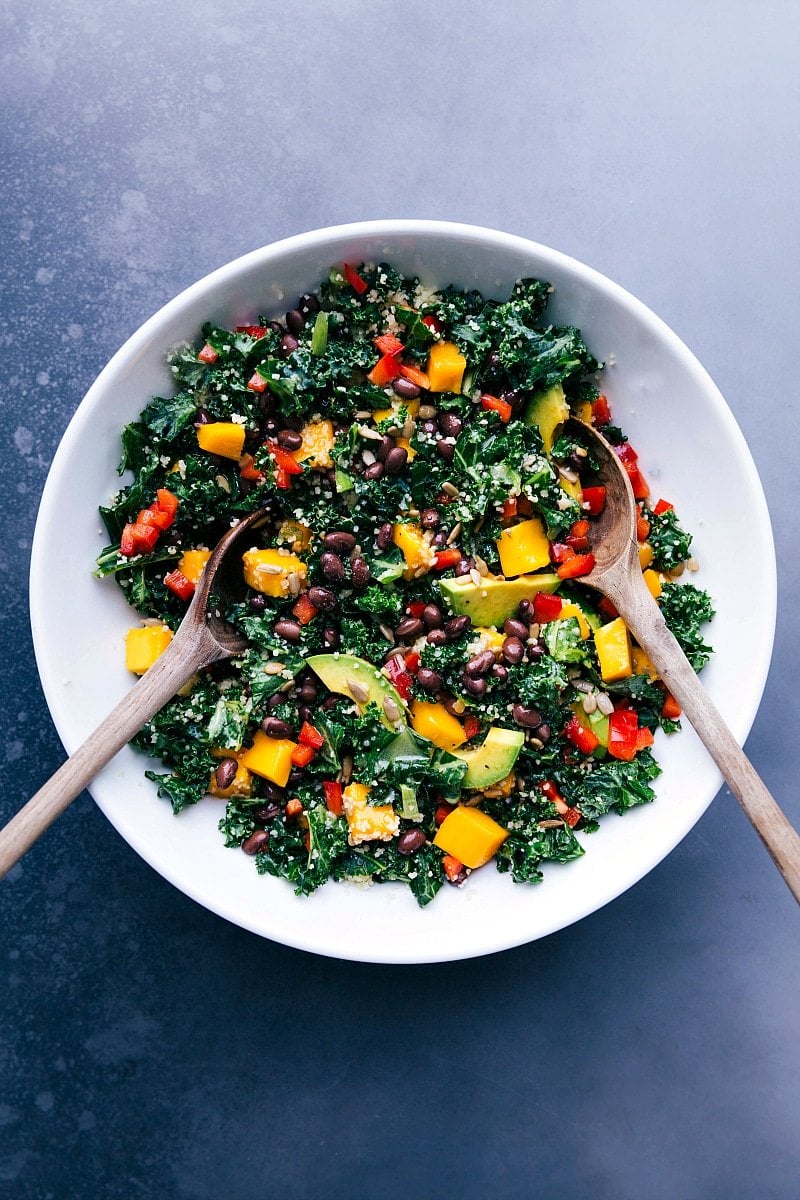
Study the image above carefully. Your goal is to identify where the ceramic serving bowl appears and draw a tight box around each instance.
[29,220,776,962]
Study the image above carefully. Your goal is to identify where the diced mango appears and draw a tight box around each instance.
[372,398,420,425]
[242,548,307,597]
[292,420,335,469]
[410,700,466,751]
[196,421,246,460]
[638,542,654,570]
[594,617,633,682]
[208,751,253,799]
[560,475,583,503]
[125,625,173,675]
[496,517,551,577]
[434,805,509,869]
[392,522,435,581]
[342,782,400,845]
[632,645,659,680]
[278,518,313,552]
[474,627,506,653]
[426,341,467,393]
[572,399,594,423]
[642,568,662,599]
[178,548,211,585]
[394,436,416,462]
[239,732,297,787]
[557,603,591,639]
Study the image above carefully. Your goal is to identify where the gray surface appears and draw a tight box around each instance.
[1,2,799,1197]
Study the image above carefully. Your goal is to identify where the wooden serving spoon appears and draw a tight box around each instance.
[0,506,272,881]
[570,418,800,903]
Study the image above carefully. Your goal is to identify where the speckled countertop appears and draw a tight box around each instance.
[2,3,799,1198]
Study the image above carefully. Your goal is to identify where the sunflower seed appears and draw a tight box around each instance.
[441,481,459,497]
[263,661,286,675]
[446,522,462,545]
[347,678,370,704]
[595,692,614,716]
[383,696,402,723]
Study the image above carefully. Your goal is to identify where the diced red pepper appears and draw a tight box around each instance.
[540,779,566,807]
[290,743,316,768]
[275,466,291,490]
[399,363,430,389]
[406,601,427,618]
[592,394,612,425]
[247,371,268,394]
[119,524,137,556]
[374,333,404,356]
[298,722,325,750]
[636,726,655,751]
[323,780,343,816]
[156,489,179,520]
[442,854,464,882]
[266,441,304,475]
[501,496,518,522]
[533,592,563,623]
[285,797,304,819]
[636,514,651,542]
[564,715,600,755]
[384,655,413,701]
[343,263,368,294]
[367,352,403,387]
[198,342,218,364]
[566,534,589,552]
[433,547,462,571]
[661,693,682,720]
[239,453,265,483]
[557,553,596,580]
[164,569,195,602]
[404,651,421,673]
[422,314,442,333]
[137,505,173,531]
[435,802,455,826]
[607,709,640,761]
[597,597,619,620]
[463,714,481,740]
[236,325,269,338]
[550,542,575,564]
[120,521,160,556]
[614,443,649,499]
[653,498,674,516]
[291,594,319,626]
[570,519,590,538]
[565,519,591,553]
[563,806,582,828]
[481,394,513,423]
[581,486,606,516]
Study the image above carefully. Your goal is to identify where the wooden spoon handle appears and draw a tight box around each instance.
[0,626,214,881]
[609,571,800,903]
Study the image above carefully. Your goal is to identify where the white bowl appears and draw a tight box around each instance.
[29,221,776,963]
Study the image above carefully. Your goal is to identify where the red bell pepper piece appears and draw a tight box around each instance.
[563,806,582,828]
[564,715,600,755]
[121,521,160,556]
[481,394,512,423]
[156,489,179,519]
[298,722,325,750]
[557,553,596,580]
[550,542,575,564]
[607,709,640,761]
[239,453,265,483]
[367,352,403,387]
[136,505,173,532]
[119,524,137,556]
[533,592,563,623]
[343,263,368,294]
[501,497,518,522]
[236,325,270,338]
[540,779,566,807]
[435,802,455,826]
[290,743,316,768]
[197,342,218,364]
[442,854,465,882]
[597,597,619,620]
[247,370,269,394]
[422,314,442,333]
[383,655,413,701]
[374,333,404,356]
[653,498,673,515]
[433,547,462,571]
[614,443,650,499]
[164,569,195,601]
[661,693,682,720]
[266,441,303,476]
[592,394,612,425]
[275,466,291,490]
[463,714,481,740]
[406,601,427,618]
[291,594,319,626]
[323,780,343,816]
[636,726,655,751]
[565,518,590,552]
[404,651,421,673]
[636,514,651,541]
[581,486,606,516]
[399,363,430,390]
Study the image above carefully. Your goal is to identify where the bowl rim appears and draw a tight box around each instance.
[29,220,777,961]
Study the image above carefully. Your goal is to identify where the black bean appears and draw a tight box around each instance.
[384,446,408,475]
[298,680,318,703]
[321,552,346,583]
[268,320,285,335]
[517,599,535,621]
[298,705,313,724]
[416,667,443,693]
[254,803,281,823]
[437,438,455,462]
[444,614,472,639]
[443,696,465,716]
[397,828,427,855]
[420,507,440,529]
[439,412,463,437]
[277,428,303,451]
[463,674,487,697]
[323,531,356,554]
[453,558,473,577]
[262,716,294,739]
[299,292,320,315]
[282,414,303,431]
[502,388,525,416]
[274,618,302,642]
[351,557,370,590]
[422,604,443,630]
[492,663,509,682]
[287,769,303,787]
[396,617,424,639]
[502,637,525,665]
[432,531,447,547]
[536,723,551,742]
[261,781,284,801]
[248,594,267,612]
[465,650,496,677]
[375,434,395,462]
[323,626,340,648]
[376,522,393,550]
[503,617,529,640]
[214,758,238,791]
[266,693,284,711]
[280,333,299,355]
[393,376,420,400]
[242,830,269,856]
[322,694,339,709]
[364,461,384,481]
[261,416,279,438]
[308,586,337,612]
[426,628,449,647]
[421,419,439,435]
[512,703,542,728]
[194,408,211,425]
[527,642,546,661]
[285,308,305,335]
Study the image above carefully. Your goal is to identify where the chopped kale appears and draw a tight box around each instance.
[659,582,715,671]
[648,506,693,570]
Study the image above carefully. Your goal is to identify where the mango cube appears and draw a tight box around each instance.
[426,341,467,393]
[242,548,307,597]
[239,732,297,787]
[434,805,509,869]
[342,782,400,845]
[196,421,246,460]
[642,568,662,599]
[410,700,466,751]
[394,436,416,462]
[292,420,335,469]
[594,617,633,682]
[556,603,591,639]
[496,517,551,577]
[125,625,173,675]
[372,398,420,425]
[178,548,211,585]
[392,522,436,581]
[632,645,659,680]
[638,542,654,570]
[278,518,312,552]
[208,752,253,799]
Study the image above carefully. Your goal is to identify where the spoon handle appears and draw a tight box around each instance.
[0,626,214,881]
[609,571,800,904]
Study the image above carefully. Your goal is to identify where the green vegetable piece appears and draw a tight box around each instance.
[306,653,407,728]
[450,727,524,790]
[438,573,560,628]
[310,310,329,356]
[523,382,568,455]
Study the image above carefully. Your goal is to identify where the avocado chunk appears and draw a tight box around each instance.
[451,727,525,790]
[306,653,406,728]
[523,382,568,455]
[439,573,560,628]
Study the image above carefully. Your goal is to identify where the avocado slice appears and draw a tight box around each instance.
[523,382,568,455]
[439,573,560,628]
[306,653,406,728]
[451,727,525,790]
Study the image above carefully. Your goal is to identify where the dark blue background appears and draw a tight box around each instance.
[2,3,798,1197]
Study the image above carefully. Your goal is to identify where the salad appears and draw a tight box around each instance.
[96,262,714,906]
